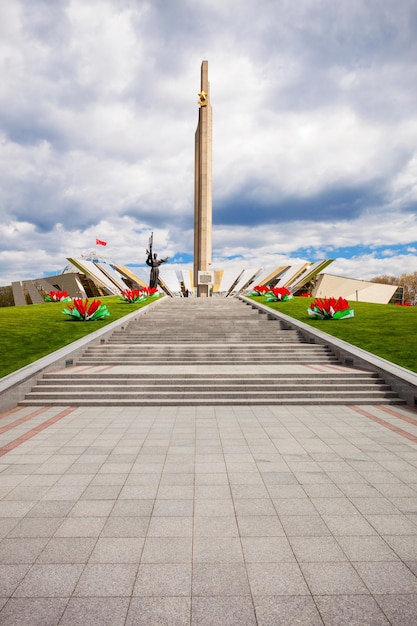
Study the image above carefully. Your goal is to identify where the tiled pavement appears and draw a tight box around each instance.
[0,403,417,624]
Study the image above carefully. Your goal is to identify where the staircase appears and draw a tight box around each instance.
[20,297,404,406]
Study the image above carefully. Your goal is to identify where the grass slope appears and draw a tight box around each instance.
[0,296,156,378]
[1,295,416,379]
[249,296,417,374]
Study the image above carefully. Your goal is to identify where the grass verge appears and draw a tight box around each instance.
[249,296,417,374]
[0,296,157,378]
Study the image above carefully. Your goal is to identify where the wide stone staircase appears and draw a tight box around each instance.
[20,297,404,406]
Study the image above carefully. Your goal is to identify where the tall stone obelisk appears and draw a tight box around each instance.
[193,60,212,298]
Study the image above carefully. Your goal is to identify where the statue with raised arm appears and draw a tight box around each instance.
[146,232,168,289]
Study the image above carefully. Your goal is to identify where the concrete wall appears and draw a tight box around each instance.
[314,274,398,304]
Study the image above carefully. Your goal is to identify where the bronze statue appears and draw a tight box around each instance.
[146,233,168,289]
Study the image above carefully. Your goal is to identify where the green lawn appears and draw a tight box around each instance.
[249,296,417,374]
[0,296,157,378]
[1,295,416,379]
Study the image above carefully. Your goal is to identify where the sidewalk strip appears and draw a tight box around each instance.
[375,404,417,426]
[0,406,51,436]
[350,405,417,444]
[0,407,77,457]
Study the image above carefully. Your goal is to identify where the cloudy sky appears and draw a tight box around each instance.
[1,0,417,285]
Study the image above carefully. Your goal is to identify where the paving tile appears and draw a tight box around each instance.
[0,564,32,596]
[322,514,376,536]
[260,472,299,485]
[247,562,309,595]
[376,594,417,626]
[192,562,250,596]
[73,563,137,596]
[0,597,68,626]
[147,516,193,537]
[389,497,417,514]
[191,597,256,626]
[383,535,417,561]
[13,563,84,597]
[159,472,194,486]
[134,563,191,596]
[67,499,115,517]
[117,485,159,500]
[353,561,417,594]
[110,500,154,517]
[141,537,192,563]
[273,497,317,515]
[338,483,380,498]
[193,498,234,517]
[36,537,96,563]
[7,517,64,538]
[152,499,194,517]
[100,516,149,538]
[4,486,50,501]
[42,485,86,501]
[88,537,144,563]
[25,500,76,517]
[376,483,417,498]
[241,536,295,562]
[254,595,323,626]
[193,537,244,563]
[350,497,401,515]
[126,597,191,626]
[89,473,127,486]
[237,515,285,537]
[234,499,276,516]
[54,516,106,537]
[194,515,239,537]
[336,535,400,562]
[228,472,265,485]
[280,514,331,537]
[0,501,36,518]
[266,484,307,498]
[80,485,122,500]
[365,514,417,535]
[0,538,48,564]
[300,562,369,594]
[314,594,390,625]
[231,484,270,499]
[59,597,129,626]
[195,485,231,499]
[289,536,347,562]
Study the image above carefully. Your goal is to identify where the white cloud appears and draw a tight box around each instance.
[0,0,417,287]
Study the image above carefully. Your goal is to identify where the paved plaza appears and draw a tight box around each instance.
[1,401,417,624]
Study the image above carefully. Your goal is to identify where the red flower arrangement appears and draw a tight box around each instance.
[119,289,147,303]
[265,287,293,302]
[62,298,110,321]
[251,285,271,296]
[308,297,354,320]
[144,286,160,297]
[45,290,71,302]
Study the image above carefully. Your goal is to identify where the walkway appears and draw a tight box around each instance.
[0,301,417,624]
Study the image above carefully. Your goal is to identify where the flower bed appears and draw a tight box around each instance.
[62,298,110,321]
[119,289,147,303]
[308,297,354,320]
[250,285,271,296]
[265,287,293,302]
[45,290,71,302]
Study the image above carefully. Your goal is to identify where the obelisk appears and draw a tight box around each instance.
[193,60,212,297]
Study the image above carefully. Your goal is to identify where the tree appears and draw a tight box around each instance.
[371,272,417,304]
